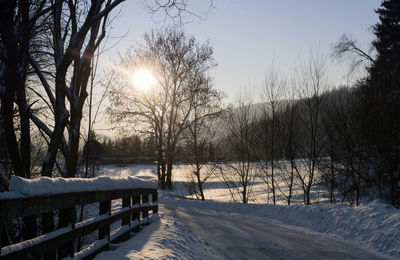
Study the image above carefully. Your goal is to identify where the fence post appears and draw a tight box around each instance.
[132,194,140,232]
[99,200,111,250]
[0,216,3,257]
[42,211,55,260]
[152,192,158,214]
[58,207,75,258]
[121,197,131,241]
[22,215,37,241]
[142,192,149,225]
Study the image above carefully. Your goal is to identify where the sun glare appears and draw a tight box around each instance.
[132,68,156,91]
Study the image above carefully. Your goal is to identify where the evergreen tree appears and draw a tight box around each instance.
[370,0,400,91]
[363,0,400,207]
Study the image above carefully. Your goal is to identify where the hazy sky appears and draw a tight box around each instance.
[100,0,380,102]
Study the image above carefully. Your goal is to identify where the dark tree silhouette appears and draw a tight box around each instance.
[371,0,400,80]
[362,0,400,207]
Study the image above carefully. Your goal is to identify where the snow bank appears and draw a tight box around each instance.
[269,200,400,257]
[255,199,400,257]
[1,175,157,198]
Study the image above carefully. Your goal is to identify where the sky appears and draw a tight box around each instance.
[94,0,381,135]
[99,0,381,101]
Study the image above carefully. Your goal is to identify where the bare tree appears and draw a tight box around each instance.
[0,0,51,180]
[259,64,285,204]
[296,52,327,205]
[145,0,215,25]
[0,0,53,242]
[320,87,370,206]
[221,91,259,204]
[182,77,223,200]
[332,34,375,74]
[319,91,340,204]
[108,28,216,189]
[108,54,169,187]
[275,80,301,205]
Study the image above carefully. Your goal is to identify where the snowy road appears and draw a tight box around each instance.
[96,193,397,259]
[162,202,391,260]
[92,166,399,259]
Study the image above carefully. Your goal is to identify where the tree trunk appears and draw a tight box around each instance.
[2,54,26,178]
[306,187,311,205]
[242,184,247,204]
[67,110,82,178]
[330,157,335,204]
[196,163,205,201]
[159,155,166,190]
[156,160,161,181]
[41,71,68,177]
[271,119,276,205]
[288,163,294,205]
[166,158,173,189]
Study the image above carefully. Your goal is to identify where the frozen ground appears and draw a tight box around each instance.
[94,164,400,259]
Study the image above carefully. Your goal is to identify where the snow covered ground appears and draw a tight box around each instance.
[99,163,325,205]
[94,164,399,259]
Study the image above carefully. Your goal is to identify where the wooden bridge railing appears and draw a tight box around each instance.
[0,187,158,259]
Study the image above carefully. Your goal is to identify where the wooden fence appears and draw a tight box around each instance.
[0,187,158,259]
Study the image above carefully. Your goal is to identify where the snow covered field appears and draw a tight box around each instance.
[94,164,400,259]
[99,163,325,205]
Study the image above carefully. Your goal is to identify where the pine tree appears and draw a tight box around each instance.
[370,0,400,92]
[363,0,400,207]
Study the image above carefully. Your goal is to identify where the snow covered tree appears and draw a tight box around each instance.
[38,0,125,179]
[1,0,126,253]
[1,0,126,179]
[0,0,53,241]
[0,0,50,181]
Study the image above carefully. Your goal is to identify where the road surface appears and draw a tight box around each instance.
[161,202,391,259]
[96,195,394,260]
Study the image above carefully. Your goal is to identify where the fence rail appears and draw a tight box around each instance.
[0,187,158,259]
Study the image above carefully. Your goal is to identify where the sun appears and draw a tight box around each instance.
[132,68,156,91]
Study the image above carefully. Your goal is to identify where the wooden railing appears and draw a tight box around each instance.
[0,188,158,259]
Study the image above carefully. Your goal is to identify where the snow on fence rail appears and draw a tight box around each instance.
[0,176,158,259]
